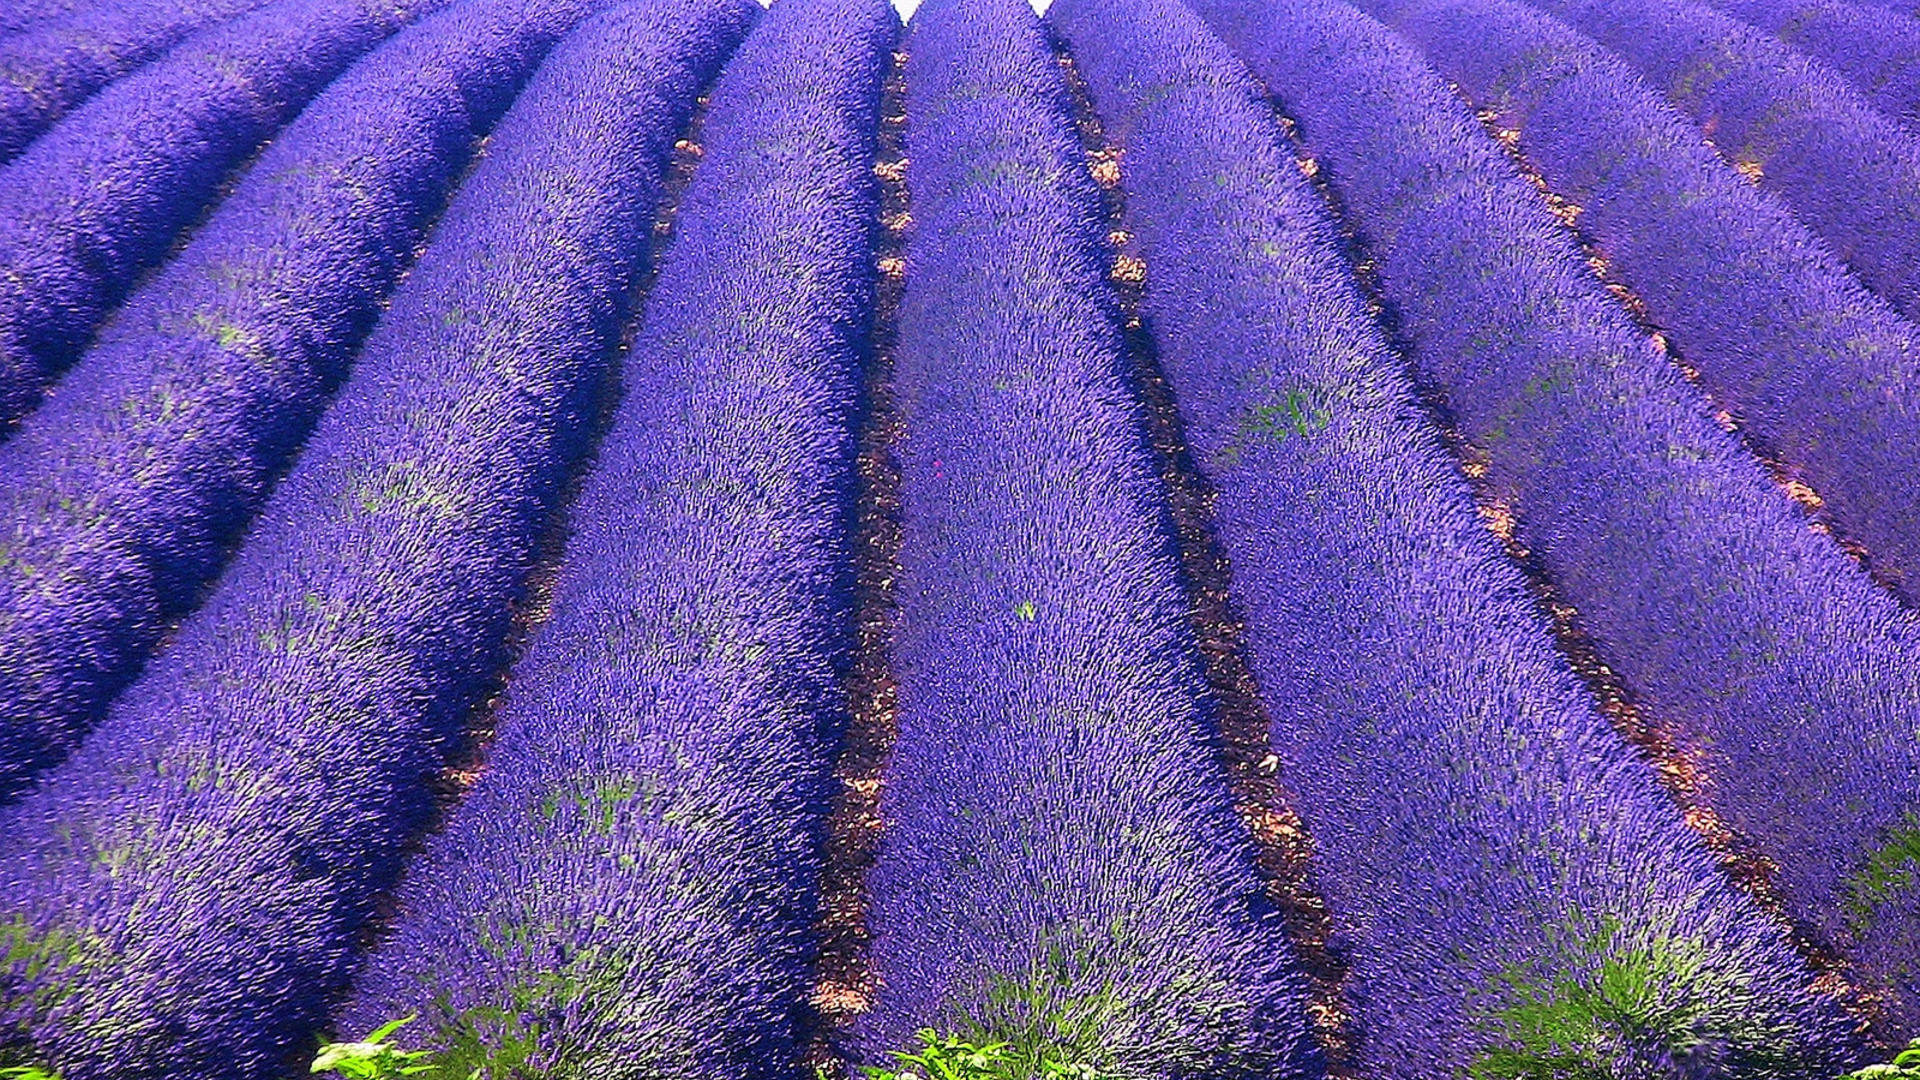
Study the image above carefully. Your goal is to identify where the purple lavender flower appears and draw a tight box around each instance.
[0,0,278,160]
[1347,0,1920,606]
[0,0,752,1074]
[0,0,101,38]
[1508,0,1920,325]
[335,1,893,1073]
[1700,0,1920,129]
[0,0,606,802]
[1064,0,1863,1069]
[852,0,1322,1074]
[1355,0,1920,1025]
[0,0,454,432]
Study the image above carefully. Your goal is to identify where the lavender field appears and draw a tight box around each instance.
[1,0,1918,1074]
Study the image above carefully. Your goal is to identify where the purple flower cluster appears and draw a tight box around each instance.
[1349,0,1920,603]
[1105,0,1860,1069]
[0,0,97,38]
[0,0,601,802]
[1703,0,1920,128]
[1356,0,1920,1022]
[0,0,276,160]
[0,0,451,432]
[1509,0,1920,324]
[333,0,892,1074]
[853,0,1321,1073]
[0,0,751,1074]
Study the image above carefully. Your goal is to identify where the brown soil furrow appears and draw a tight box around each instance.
[805,40,911,1080]
[1048,35,1364,1075]
[1455,95,1877,1028]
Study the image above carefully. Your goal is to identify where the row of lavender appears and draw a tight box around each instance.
[1063,0,1869,1069]
[0,0,456,429]
[1,0,1919,1074]
[0,0,758,1073]
[339,0,894,1071]
[0,0,604,797]
[1340,0,1920,1034]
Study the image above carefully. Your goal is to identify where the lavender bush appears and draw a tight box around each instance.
[1506,0,1920,324]
[0,0,606,802]
[1346,0,1920,603]
[0,0,100,38]
[1352,0,1920,1024]
[1701,0,1920,128]
[0,0,451,432]
[0,0,753,1074]
[1068,0,1863,1070]
[0,0,277,160]
[853,0,1321,1074]
[332,0,892,1074]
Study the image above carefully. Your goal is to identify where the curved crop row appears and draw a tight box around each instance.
[1703,0,1920,128]
[1069,0,1860,1073]
[1507,0,1920,324]
[1350,0,1920,603]
[0,0,99,38]
[1359,0,1920,1024]
[852,0,1321,1074]
[0,0,603,802]
[333,0,891,1075]
[0,0,451,433]
[0,0,277,161]
[1858,0,1920,17]
[0,0,753,1075]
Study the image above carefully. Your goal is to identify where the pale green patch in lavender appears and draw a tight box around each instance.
[1215,384,1334,469]
[314,959,632,1079]
[1846,813,1920,932]
[1468,916,1802,1079]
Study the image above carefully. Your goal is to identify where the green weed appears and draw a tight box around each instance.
[1468,915,1797,1079]
[1841,1039,1920,1080]
[310,1016,438,1079]
[861,1029,1108,1080]
[1846,815,1920,932]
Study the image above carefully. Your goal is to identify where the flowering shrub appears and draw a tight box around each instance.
[854,0,1321,1075]
[0,0,450,430]
[1076,0,1861,1070]
[1515,0,1920,323]
[0,1,751,1074]
[0,0,603,800]
[331,0,893,1074]
[0,0,279,159]
[1362,0,1920,1027]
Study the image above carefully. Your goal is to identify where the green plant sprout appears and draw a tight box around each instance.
[0,1066,62,1080]
[1841,1039,1920,1080]
[311,1015,440,1079]
[1467,916,1801,1080]
[1846,814,1920,932]
[861,1029,1106,1080]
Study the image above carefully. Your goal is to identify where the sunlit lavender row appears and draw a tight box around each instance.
[2,0,1918,1075]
